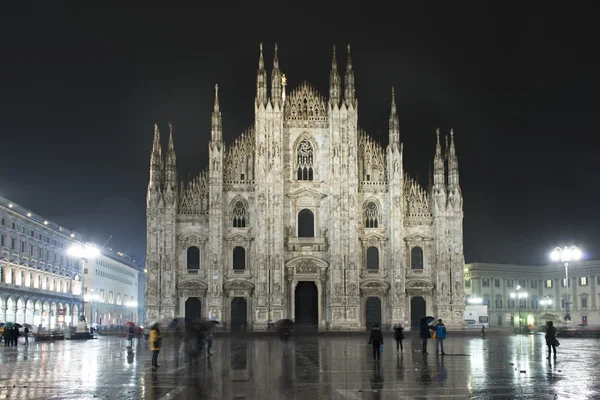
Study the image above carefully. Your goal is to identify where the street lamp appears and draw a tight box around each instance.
[68,242,99,320]
[550,245,582,322]
[510,285,528,333]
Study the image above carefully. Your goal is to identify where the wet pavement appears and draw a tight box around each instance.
[0,333,598,399]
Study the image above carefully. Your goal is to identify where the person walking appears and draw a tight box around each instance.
[434,319,447,355]
[545,321,558,359]
[127,324,136,347]
[420,319,431,354]
[368,323,384,361]
[393,322,404,353]
[23,327,29,345]
[149,323,162,369]
[206,332,214,356]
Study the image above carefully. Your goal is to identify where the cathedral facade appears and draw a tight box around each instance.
[145,43,465,330]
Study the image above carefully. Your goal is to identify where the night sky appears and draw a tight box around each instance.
[1,5,598,265]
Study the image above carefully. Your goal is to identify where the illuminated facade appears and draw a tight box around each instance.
[146,44,466,330]
[0,196,83,329]
[82,251,140,326]
[465,260,600,327]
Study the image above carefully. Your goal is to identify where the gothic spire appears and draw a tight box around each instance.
[433,128,445,188]
[271,43,282,107]
[256,42,267,106]
[329,44,341,107]
[149,122,163,188]
[211,84,222,142]
[447,129,459,188]
[344,44,355,107]
[389,87,399,145]
[165,122,177,186]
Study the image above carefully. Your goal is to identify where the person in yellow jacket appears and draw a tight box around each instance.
[149,323,162,369]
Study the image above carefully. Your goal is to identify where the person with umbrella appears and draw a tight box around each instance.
[368,323,384,361]
[419,316,435,355]
[393,322,405,353]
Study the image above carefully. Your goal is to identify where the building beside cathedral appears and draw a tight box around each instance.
[145,43,466,330]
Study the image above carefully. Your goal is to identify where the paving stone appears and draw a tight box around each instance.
[0,334,596,399]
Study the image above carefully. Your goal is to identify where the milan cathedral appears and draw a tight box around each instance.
[145,43,465,330]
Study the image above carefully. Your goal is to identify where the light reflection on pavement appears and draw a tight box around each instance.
[0,333,598,399]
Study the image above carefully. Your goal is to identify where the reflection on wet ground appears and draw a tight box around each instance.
[0,333,598,399]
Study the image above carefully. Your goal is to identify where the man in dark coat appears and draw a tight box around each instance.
[368,323,384,361]
[545,321,558,359]
[419,319,431,354]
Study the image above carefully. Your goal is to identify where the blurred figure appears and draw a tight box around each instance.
[185,325,204,370]
[275,319,294,341]
[127,324,136,347]
[150,323,162,369]
[393,322,404,353]
[206,332,213,356]
[420,319,431,354]
[23,326,29,345]
[368,323,383,361]
[546,321,558,360]
[173,320,185,366]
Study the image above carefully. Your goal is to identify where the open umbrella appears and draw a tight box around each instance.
[23,323,32,329]
[125,322,136,326]
[419,316,436,325]
[4,322,14,329]
[168,318,185,329]
[13,323,23,328]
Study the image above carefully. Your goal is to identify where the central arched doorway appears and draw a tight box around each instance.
[230,297,247,330]
[295,281,318,330]
[185,297,202,322]
[410,296,426,328]
[365,297,382,330]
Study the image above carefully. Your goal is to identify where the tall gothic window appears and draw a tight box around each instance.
[187,246,200,270]
[411,246,424,270]
[298,209,315,238]
[365,202,379,228]
[233,246,246,270]
[232,201,247,228]
[367,247,379,270]
[296,140,314,180]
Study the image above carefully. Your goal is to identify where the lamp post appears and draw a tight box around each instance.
[550,246,582,322]
[68,242,99,321]
[510,285,528,333]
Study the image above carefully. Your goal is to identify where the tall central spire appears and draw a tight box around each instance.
[329,44,341,107]
[256,42,267,106]
[389,87,399,145]
[433,128,445,189]
[344,44,355,107]
[211,84,222,142]
[271,43,282,107]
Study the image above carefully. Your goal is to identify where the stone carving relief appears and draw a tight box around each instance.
[179,234,207,249]
[223,128,255,182]
[177,280,208,298]
[296,263,317,274]
[348,283,357,296]
[285,81,328,125]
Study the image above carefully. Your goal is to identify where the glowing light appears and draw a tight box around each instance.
[70,233,75,238]
[8,203,13,208]
[68,242,100,259]
[27,212,31,217]
[43,220,48,225]
[551,246,582,263]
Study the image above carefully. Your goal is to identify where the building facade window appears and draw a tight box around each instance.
[580,277,588,286]
[507,280,514,288]
[545,280,553,288]
[232,246,246,270]
[531,281,537,289]
[581,297,588,308]
[365,202,379,228]
[465,280,471,289]
[296,140,314,180]
[561,279,570,288]
[482,278,489,287]
[410,247,423,270]
[366,247,379,270]
[298,209,314,238]
[187,246,200,270]
[494,279,500,288]
[232,201,247,228]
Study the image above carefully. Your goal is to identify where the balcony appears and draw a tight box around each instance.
[287,237,327,252]
[360,269,387,279]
